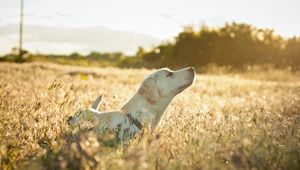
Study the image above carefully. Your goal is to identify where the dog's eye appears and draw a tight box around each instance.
[166,72,173,77]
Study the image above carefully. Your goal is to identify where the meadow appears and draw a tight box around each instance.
[0,62,299,169]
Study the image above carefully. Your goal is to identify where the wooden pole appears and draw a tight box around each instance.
[19,0,24,57]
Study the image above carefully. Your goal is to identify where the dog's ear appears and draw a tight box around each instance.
[138,77,159,105]
[91,95,103,110]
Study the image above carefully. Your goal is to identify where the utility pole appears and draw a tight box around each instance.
[19,0,24,57]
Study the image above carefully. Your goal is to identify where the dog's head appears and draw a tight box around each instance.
[138,67,195,105]
[68,95,103,127]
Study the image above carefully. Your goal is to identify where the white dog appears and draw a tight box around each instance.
[68,67,195,142]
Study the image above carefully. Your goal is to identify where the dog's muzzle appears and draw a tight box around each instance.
[67,116,73,125]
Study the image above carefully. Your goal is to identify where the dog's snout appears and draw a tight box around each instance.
[67,116,72,124]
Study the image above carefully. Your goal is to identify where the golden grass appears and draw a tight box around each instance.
[0,62,299,169]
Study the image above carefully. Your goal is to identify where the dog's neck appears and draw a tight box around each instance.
[121,93,173,126]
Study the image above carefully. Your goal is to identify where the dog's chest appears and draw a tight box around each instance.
[116,116,141,142]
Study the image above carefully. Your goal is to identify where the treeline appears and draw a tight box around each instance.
[1,22,300,69]
[125,22,300,69]
[0,49,126,67]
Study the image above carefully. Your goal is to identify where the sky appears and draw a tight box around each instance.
[0,0,300,55]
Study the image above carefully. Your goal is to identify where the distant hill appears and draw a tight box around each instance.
[0,24,160,55]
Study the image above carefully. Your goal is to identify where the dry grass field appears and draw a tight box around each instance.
[0,62,300,170]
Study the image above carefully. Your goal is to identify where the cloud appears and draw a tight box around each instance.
[0,24,160,55]
[55,12,70,18]
[24,13,55,19]
[158,13,173,19]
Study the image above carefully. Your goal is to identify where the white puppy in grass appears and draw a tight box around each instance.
[68,67,195,142]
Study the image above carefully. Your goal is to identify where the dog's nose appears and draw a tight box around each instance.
[67,116,72,124]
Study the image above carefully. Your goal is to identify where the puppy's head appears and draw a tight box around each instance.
[68,109,85,127]
[68,108,98,128]
[138,67,195,105]
[68,95,103,127]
